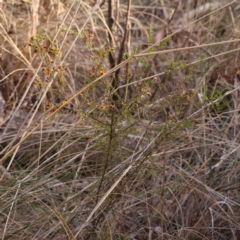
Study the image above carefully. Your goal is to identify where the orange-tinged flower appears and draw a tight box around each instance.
[45,69,52,75]
[100,69,105,75]
[46,102,54,108]
[89,33,94,39]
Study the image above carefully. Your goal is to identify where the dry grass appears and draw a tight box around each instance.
[1,0,240,239]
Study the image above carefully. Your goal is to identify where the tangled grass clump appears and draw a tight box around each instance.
[1,0,240,239]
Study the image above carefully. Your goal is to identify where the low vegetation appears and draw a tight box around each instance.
[1,0,240,239]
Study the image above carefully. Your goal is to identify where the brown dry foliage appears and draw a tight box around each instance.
[1,0,240,240]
